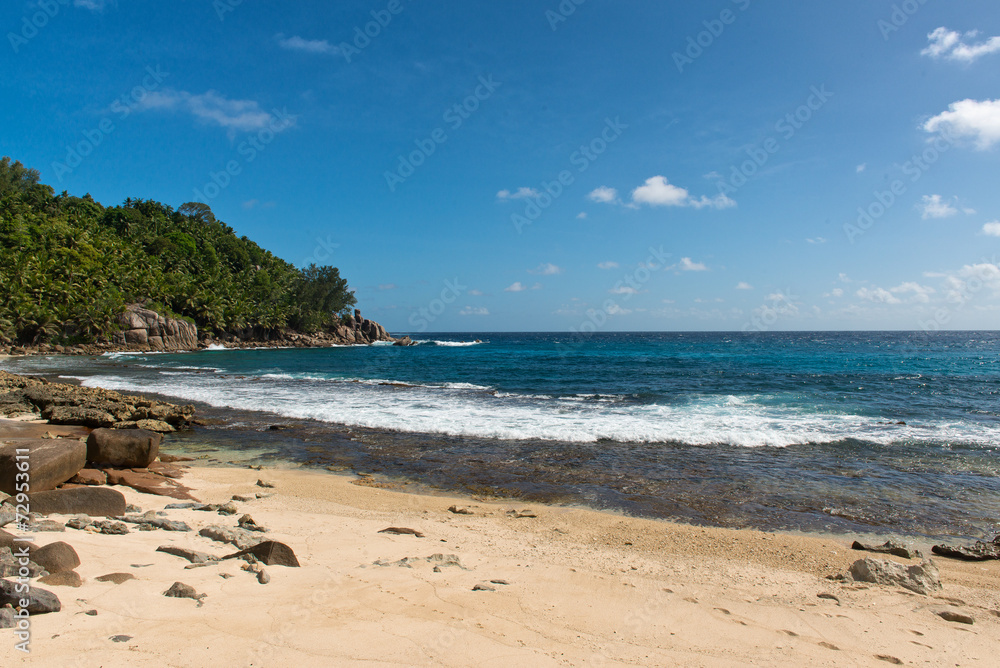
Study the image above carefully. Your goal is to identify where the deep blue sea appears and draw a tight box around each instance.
[5,331,1000,539]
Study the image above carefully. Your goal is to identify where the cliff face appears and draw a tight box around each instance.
[115,304,199,351]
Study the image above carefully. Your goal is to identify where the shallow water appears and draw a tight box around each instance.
[5,331,1000,540]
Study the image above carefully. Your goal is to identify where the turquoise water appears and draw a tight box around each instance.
[6,331,1000,538]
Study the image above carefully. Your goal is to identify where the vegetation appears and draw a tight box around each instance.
[0,157,355,345]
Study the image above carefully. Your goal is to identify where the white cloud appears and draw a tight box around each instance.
[827,288,844,298]
[855,287,902,304]
[277,34,340,56]
[459,307,489,316]
[242,199,259,210]
[631,176,735,210]
[468,289,484,296]
[504,282,541,293]
[838,273,852,283]
[576,212,588,220]
[856,163,867,173]
[588,186,618,203]
[678,257,708,272]
[609,286,641,295]
[377,284,396,291]
[983,221,1000,236]
[924,99,1000,150]
[497,187,540,201]
[528,263,563,276]
[74,0,114,10]
[598,261,619,270]
[735,282,753,290]
[606,304,632,315]
[891,282,935,303]
[922,27,1000,63]
[806,237,827,244]
[134,89,283,132]
[920,194,958,219]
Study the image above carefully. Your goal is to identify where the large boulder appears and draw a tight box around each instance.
[0,578,61,614]
[25,487,127,517]
[223,540,300,567]
[115,305,197,351]
[87,428,161,468]
[30,542,80,574]
[0,438,87,495]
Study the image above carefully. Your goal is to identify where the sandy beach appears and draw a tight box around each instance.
[4,461,1000,667]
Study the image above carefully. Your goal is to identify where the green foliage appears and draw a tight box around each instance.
[0,156,356,345]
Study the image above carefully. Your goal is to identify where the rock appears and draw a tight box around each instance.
[0,578,61,614]
[847,557,942,595]
[851,540,923,560]
[135,420,175,433]
[0,547,46,578]
[94,520,129,535]
[65,515,93,530]
[157,545,216,564]
[216,502,238,515]
[116,304,198,352]
[26,487,127,517]
[163,581,205,603]
[125,504,142,513]
[87,428,161,468]
[379,527,425,537]
[199,525,266,551]
[932,538,1000,561]
[257,569,270,584]
[38,571,82,587]
[67,468,108,486]
[506,509,537,518]
[393,336,414,346]
[448,506,473,515]
[237,514,267,532]
[256,479,276,488]
[232,494,256,503]
[164,502,200,510]
[104,469,193,500]
[43,406,115,428]
[374,553,467,570]
[0,504,15,527]
[0,438,87,495]
[937,610,974,624]
[22,519,65,532]
[222,540,300,567]
[110,634,132,643]
[121,515,191,532]
[158,454,194,464]
[472,584,496,592]
[31,542,80,574]
[96,572,135,584]
[0,607,13,629]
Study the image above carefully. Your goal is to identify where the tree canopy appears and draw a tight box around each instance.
[0,157,356,345]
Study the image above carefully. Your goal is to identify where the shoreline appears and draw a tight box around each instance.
[7,462,1000,665]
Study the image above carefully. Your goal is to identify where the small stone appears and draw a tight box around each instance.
[109,635,132,643]
[125,504,142,514]
[448,506,473,515]
[84,609,98,616]
[506,509,537,518]
[852,540,923,560]
[222,541,299,567]
[257,569,270,584]
[157,545,216,564]
[95,521,130,535]
[164,502,200,510]
[219,573,233,579]
[378,527,425,537]
[232,495,256,503]
[472,584,496,591]
[217,502,238,516]
[66,516,94,530]
[163,581,205,603]
[937,610,974,624]
[255,492,274,499]
[256,479,276,489]
[96,573,135,584]
[38,571,83,587]
[876,655,904,665]
[0,607,13,629]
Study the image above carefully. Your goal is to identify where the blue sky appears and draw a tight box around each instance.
[3,0,1000,332]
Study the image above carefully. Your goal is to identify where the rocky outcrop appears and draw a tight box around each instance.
[846,557,941,595]
[0,371,194,431]
[114,304,198,352]
[932,535,1000,561]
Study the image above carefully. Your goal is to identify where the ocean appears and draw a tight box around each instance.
[5,331,1000,540]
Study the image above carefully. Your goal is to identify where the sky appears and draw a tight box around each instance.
[2,0,1000,333]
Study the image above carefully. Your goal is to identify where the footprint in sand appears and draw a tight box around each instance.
[875,655,903,664]
[780,630,799,637]
[714,608,731,615]
[683,597,699,604]
[818,642,839,650]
